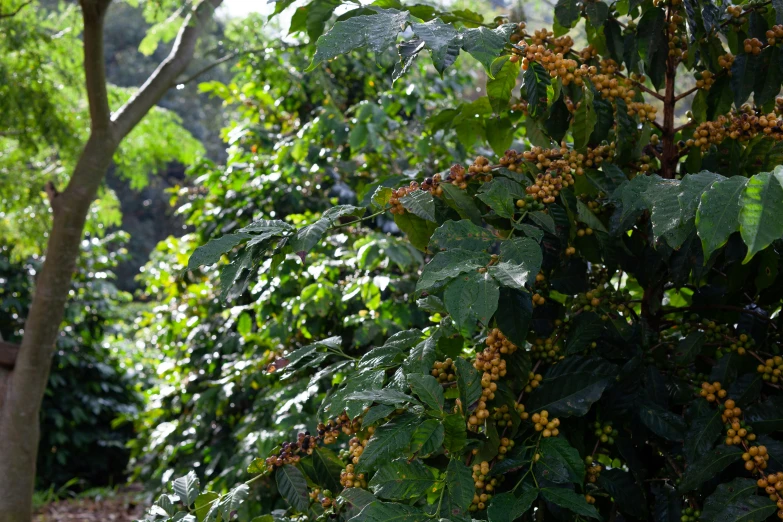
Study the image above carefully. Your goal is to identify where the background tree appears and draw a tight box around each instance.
[0,0,222,519]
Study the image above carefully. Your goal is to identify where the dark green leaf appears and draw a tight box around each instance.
[357,413,419,472]
[368,458,436,500]
[739,168,783,263]
[276,465,309,512]
[188,234,251,270]
[410,419,445,456]
[679,446,744,492]
[408,373,445,411]
[696,175,748,259]
[540,487,601,519]
[527,356,619,417]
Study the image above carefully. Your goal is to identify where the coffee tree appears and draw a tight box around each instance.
[144,0,783,520]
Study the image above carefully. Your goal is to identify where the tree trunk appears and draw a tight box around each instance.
[0,0,220,517]
[0,133,118,522]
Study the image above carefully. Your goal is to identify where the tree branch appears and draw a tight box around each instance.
[0,0,32,19]
[79,0,113,132]
[176,47,267,86]
[111,0,223,139]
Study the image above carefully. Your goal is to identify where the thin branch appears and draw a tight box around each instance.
[79,0,112,132]
[111,0,224,139]
[0,0,32,18]
[674,85,700,102]
[176,48,268,86]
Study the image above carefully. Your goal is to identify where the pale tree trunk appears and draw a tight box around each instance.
[0,1,221,519]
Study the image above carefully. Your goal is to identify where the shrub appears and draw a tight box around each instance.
[142,1,783,521]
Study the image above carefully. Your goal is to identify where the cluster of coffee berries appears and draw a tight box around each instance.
[317,412,359,444]
[767,25,783,45]
[758,356,783,384]
[756,471,783,507]
[720,398,758,446]
[585,457,602,483]
[743,37,764,55]
[469,330,516,430]
[526,171,574,204]
[431,358,456,383]
[718,52,735,69]
[699,381,728,403]
[687,111,783,151]
[515,194,549,212]
[593,421,618,445]
[532,410,560,437]
[530,333,564,361]
[694,70,716,90]
[420,173,444,197]
[515,401,531,420]
[572,288,605,314]
[498,436,515,456]
[509,21,527,46]
[389,183,421,215]
[524,372,544,393]
[584,493,597,504]
[264,432,319,471]
[470,461,500,511]
[727,5,744,18]
[531,292,547,307]
[339,462,367,489]
[681,507,701,521]
[743,445,771,474]
[309,488,335,509]
[519,31,587,86]
[492,404,515,429]
[468,156,497,180]
[576,226,594,237]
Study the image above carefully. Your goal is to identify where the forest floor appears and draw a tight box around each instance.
[34,487,146,522]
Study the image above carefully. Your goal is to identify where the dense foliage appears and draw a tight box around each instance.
[134,0,783,521]
[0,235,140,488]
[128,21,472,510]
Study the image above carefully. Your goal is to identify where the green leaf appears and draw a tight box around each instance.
[536,437,585,484]
[408,374,445,411]
[276,465,309,512]
[444,271,500,335]
[713,495,777,522]
[446,459,475,513]
[219,484,249,520]
[454,356,482,413]
[701,477,759,522]
[440,184,484,224]
[745,396,783,433]
[429,219,496,252]
[400,190,436,222]
[696,175,748,259]
[540,487,601,519]
[638,403,687,441]
[675,331,705,364]
[598,469,648,519]
[496,288,533,348]
[443,413,467,453]
[369,458,436,500]
[638,8,666,66]
[411,18,461,74]
[410,418,445,456]
[486,117,514,156]
[172,471,200,507]
[188,234,251,270]
[585,1,609,27]
[350,501,428,522]
[684,405,723,464]
[357,413,419,472]
[572,87,597,151]
[523,61,551,118]
[346,389,418,406]
[394,212,438,252]
[363,404,396,427]
[731,53,758,109]
[679,446,744,492]
[308,448,344,493]
[487,487,538,522]
[526,356,618,417]
[739,168,783,263]
[478,178,525,219]
[416,249,490,295]
[576,200,607,233]
[308,9,410,71]
[487,59,521,114]
[555,0,581,27]
[460,26,511,72]
[498,237,543,283]
[194,492,219,522]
